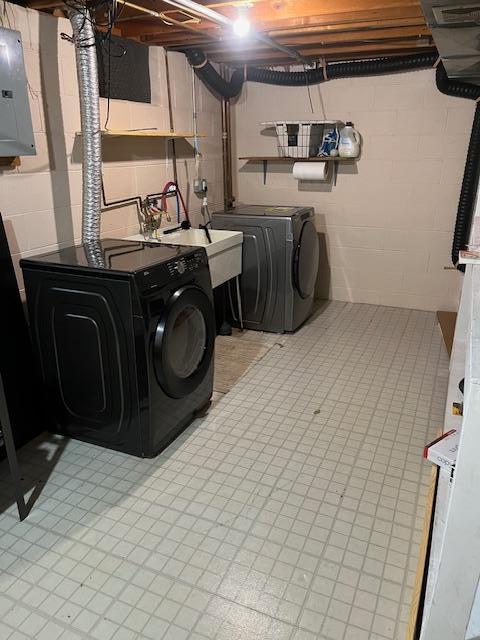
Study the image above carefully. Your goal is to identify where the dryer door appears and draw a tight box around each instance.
[293,220,320,299]
[154,286,215,399]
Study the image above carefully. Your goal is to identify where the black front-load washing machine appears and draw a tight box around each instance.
[20,239,215,458]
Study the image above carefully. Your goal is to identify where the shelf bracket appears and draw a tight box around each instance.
[333,160,338,187]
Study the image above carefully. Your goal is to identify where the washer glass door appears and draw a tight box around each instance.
[293,220,320,299]
[154,286,215,398]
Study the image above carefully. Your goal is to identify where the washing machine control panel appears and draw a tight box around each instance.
[137,250,207,293]
[166,251,205,279]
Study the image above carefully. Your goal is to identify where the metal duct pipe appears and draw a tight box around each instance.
[67,2,103,265]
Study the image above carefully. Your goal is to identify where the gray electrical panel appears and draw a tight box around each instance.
[0,27,36,156]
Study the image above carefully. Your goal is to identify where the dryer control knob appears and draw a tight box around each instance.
[176,260,186,275]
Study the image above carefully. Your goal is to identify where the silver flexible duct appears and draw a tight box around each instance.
[67,2,104,266]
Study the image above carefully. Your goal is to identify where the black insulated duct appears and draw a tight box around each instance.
[436,64,480,269]
[186,49,439,96]
[187,48,480,269]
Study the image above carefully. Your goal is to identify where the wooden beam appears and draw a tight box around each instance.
[270,17,428,38]
[140,17,429,46]
[119,17,222,38]
[205,40,434,63]
[254,4,425,32]
[437,311,457,358]
[118,2,425,37]
[406,464,438,640]
[218,0,423,23]
[26,0,432,67]
[197,25,431,53]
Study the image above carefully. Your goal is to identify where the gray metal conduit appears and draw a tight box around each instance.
[67,2,104,266]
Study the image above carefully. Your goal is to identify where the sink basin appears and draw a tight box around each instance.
[126,228,243,288]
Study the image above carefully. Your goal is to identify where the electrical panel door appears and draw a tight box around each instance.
[0,27,36,156]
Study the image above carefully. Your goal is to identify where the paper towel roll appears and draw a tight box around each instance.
[293,162,329,181]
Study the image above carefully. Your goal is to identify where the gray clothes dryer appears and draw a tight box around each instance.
[212,205,319,333]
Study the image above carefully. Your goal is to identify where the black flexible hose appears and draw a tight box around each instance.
[186,49,439,95]
[186,48,480,268]
[436,62,480,100]
[451,104,480,269]
[435,64,480,268]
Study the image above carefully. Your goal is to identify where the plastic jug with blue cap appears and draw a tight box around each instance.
[338,122,361,158]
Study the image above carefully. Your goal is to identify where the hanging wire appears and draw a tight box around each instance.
[60,0,127,130]
[303,64,315,114]
[104,33,112,128]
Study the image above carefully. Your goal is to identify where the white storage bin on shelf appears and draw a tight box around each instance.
[262,120,340,158]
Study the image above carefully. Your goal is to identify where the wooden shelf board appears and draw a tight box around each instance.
[437,311,457,358]
[78,130,204,139]
[239,156,354,162]
[0,156,20,168]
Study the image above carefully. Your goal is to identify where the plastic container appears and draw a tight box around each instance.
[338,122,361,158]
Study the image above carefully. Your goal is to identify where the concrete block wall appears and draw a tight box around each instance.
[233,68,474,312]
[0,3,223,289]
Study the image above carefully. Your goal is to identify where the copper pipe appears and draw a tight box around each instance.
[221,98,229,211]
[164,50,179,187]
[225,98,234,209]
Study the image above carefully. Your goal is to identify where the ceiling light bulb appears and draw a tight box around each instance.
[233,15,251,37]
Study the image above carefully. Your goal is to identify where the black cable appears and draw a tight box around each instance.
[105,33,112,129]
[101,177,143,219]
[303,64,314,114]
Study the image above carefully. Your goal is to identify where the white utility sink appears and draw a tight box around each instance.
[126,229,243,288]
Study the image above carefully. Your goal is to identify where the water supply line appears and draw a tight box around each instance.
[67,1,103,266]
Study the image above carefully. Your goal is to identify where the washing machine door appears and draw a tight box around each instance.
[154,285,215,399]
[293,220,320,299]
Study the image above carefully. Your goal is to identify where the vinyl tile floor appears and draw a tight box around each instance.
[0,302,448,640]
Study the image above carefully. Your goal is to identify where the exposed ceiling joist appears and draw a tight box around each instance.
[160,25,431,50]
[26,0,435,66]
[185,39,434,64]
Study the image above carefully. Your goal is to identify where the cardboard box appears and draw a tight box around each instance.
[424,430,460,469]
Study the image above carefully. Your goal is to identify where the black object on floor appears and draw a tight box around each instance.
[0,371,28,520]
[0,214,44,460]
[21,239,215,458]
[213,282,232,335]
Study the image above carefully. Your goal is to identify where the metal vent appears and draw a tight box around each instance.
[432,4,480,25]
[421,1,480,84]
